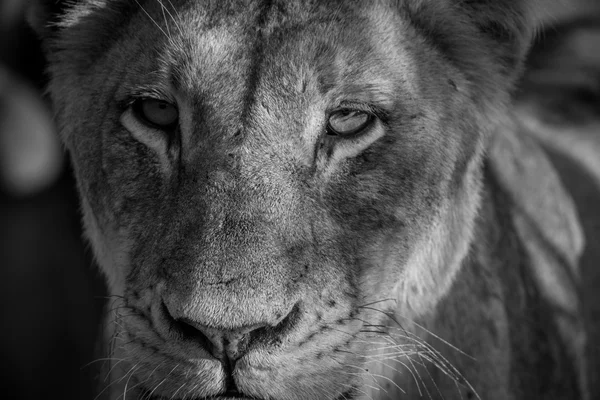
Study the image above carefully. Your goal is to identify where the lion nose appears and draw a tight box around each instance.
[176,318,261,361]
[160,301,298,362]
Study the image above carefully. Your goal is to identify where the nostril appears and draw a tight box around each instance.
[175,318,215,347]
[159,301,218,355]
[247,302,301,347]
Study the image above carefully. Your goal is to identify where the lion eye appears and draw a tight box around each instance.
[327,109,373,136]
[132,98,179,130]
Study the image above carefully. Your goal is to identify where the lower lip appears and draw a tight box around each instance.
[147,395,259,400]
[146,387,355,399]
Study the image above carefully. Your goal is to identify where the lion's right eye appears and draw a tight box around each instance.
[131,98,179,130]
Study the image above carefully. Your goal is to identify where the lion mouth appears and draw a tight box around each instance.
[142,387,265,400]
[143,389,357,400]
[146,393,257,400]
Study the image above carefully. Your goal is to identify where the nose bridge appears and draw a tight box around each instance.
[204,144,291,230]
[191,151,283,258]
[219,123,301,217]
[161,140,303,330]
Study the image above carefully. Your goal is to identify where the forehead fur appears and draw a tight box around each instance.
[48,0,534,109]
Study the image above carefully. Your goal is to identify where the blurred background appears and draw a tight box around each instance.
[0,0,599,399]
[1,1,105,399]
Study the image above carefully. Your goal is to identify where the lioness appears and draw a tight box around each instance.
[30,1,594,399]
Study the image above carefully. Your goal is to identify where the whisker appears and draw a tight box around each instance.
[356,298,397,308]
[156,0,172,40]
[335,381,374,400]
[170,381,187,400]
[347,364,406,395]
[120,362,141,400]
[339,371,385,396]
[145,364,180,399]
[376,334,425,396]
[355,303,484,397]
[96,294,127,300]
[81,357,126,370]
[104,356,127,383]
[120,359,167,400]
[371,324,482,400]
[93,354,138,400]
[162,0,186,37]
[415,350,446,400]
[389,314,475,360]
[133,0,171,43]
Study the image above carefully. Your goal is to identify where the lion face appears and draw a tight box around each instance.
[44,0,534,398]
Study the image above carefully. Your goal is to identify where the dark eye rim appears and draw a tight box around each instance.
[131,97,179,131]
[326,109,376,137]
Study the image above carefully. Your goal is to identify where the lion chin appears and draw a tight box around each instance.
[31,0,593,399]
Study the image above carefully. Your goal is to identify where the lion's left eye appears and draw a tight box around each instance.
[327,109,373,136]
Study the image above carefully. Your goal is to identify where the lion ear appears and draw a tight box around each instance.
[25,0,90,42]
[403,0,538,97]
[453,0,535,76]
[26,0,78,39]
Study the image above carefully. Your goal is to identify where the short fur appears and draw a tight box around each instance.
[32,1,591,399]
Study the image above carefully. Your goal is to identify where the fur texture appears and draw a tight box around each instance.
[33,1,589,399]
